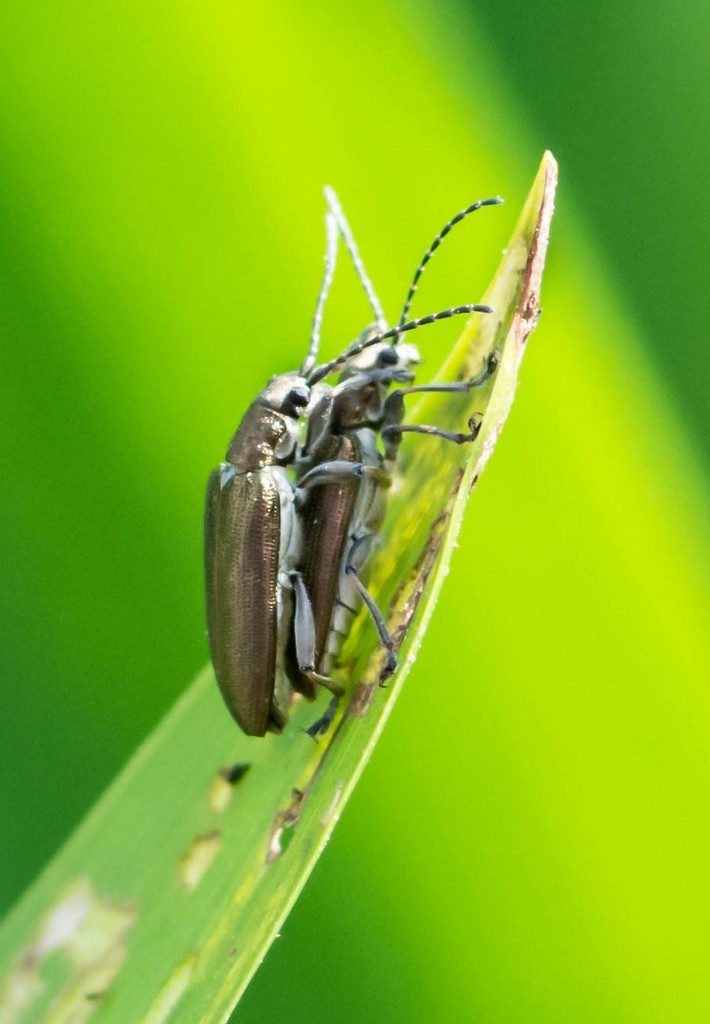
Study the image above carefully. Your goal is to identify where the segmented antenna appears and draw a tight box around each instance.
[301,212,339,377]
[324,186,388,332]
[396,197,504,330]
[309,303,493,384]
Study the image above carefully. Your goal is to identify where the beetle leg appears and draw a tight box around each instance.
[384,350,498,412]
[297,459,390,491]
[393,348,497,395]
[291,571,345,696]
[382,419,481,456]
[343,537,397,683]
[380,352,498,459]
[305,696,340,740]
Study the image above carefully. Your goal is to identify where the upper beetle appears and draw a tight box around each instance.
[204,373,312,735]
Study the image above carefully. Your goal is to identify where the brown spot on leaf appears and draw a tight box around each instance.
[266,789,307,863]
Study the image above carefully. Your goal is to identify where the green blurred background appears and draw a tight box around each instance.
[1,1,708,1022]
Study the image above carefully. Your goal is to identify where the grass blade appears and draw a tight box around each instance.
[0,152,556,1024]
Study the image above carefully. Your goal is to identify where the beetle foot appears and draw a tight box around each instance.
[305,697,339,740]
[378,650,398,685]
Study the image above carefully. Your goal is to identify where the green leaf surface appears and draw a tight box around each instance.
[0,156,556,1024]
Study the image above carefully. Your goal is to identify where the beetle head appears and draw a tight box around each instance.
[262,373,311,418]
[338,333,421,382]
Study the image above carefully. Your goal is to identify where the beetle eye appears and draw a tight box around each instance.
[287,385,310,409]
[378,347,398,367]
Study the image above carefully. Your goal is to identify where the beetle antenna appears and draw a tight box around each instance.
[309,303,493,384]
[301,212,339,377]
[324,186,388,332]
[395,197,504,334]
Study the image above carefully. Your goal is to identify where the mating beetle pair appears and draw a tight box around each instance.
[205,189,502,736]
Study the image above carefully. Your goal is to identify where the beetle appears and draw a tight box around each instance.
[286,190,502,700]
[285,339,420,699]
[205,203,492,736]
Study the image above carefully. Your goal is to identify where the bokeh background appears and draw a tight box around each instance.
[1,1,708,1022]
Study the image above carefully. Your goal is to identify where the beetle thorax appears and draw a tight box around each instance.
[225,373,309,471]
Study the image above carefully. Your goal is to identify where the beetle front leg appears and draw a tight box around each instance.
[388,353,498,405]
[291,571,345,696]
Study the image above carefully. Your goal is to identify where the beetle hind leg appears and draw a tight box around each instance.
[343,536,397,683]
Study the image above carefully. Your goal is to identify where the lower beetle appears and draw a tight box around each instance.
[205,194,499,736]
[287,191,502,697]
